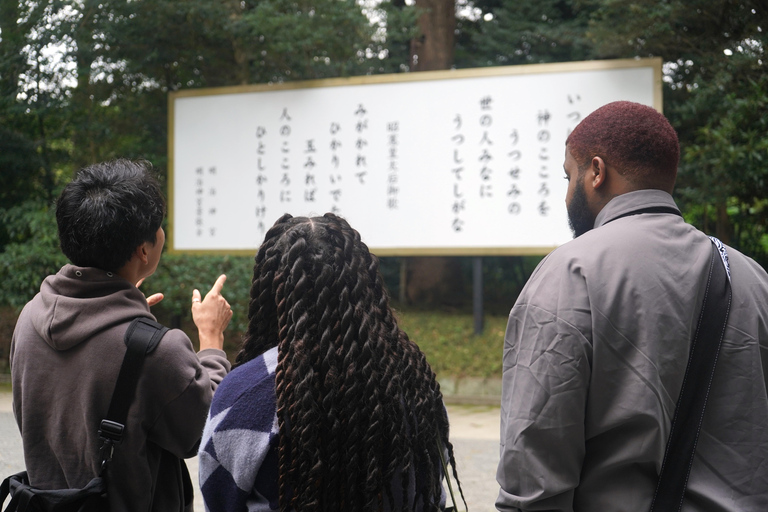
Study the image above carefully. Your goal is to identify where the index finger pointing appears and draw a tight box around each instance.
[208,274,228,296]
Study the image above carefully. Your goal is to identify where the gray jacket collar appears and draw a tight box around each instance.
[594,189,681,229]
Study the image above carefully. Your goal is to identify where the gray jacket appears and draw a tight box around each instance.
[496,190,768,511]
[11,265,231,512]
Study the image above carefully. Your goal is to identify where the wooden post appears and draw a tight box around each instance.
[473,256,484,335]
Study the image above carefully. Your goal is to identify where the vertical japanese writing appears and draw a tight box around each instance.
[194,166,219,237]
[207,166,218,237]
[303,139,317,204]
[387,121,400,209]
[507,128,522,215]
[451,113,465,232]
[354,104,368,184]
[478,96,494,199]
[328,122,342,213]
[279,108,292,204]
[536,110,552,216]
[566,94,583,136]
[194,166,204,237]
[254,126,268,235]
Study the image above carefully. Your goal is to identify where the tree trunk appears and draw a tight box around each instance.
[403,0,456,307]
[71,2,98,168]
[405,257,465,307]
[410,0,455,71]
[227,0,251,85]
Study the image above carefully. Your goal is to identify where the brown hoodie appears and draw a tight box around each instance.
[10,265,230,511]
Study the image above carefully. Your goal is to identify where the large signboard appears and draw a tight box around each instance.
[169,58,661,255]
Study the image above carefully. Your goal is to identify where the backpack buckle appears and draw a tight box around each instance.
[98,420,124,444]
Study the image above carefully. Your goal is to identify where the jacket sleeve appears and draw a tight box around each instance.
[144,330,231,459]
[496,302,592,512]
[198,348,232,391]
[199,357,280,512]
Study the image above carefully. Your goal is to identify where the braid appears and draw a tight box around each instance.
[240,213,465,511]
[273,244,294,511]
[236,213,295,366]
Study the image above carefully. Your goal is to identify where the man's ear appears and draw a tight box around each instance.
[135,242,150,265]
[590,156,607,190]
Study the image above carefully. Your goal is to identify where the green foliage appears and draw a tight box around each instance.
[0,128,44,210]
[678,74,768,203]
[2,0,768,324]
[0,0,414,315]
[146,253,255,338]
[0,200,67,308]
[396,310,507,378]
[370,1,423,73]
[380,256,540,315]
[586,0,764,63]
[0,0,392,193]
[93,0,377,89]
[0,1,79,216]
[456,0,598,68]
[480,256,543,314]
[237,0,375,80]
[580,0,768,264]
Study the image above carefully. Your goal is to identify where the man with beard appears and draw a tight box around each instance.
[495,101,768,511]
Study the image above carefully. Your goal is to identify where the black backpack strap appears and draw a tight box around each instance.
[650,241,732,511]
[98,318,168,472]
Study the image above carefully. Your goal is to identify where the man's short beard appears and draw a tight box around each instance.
[567,177,595,238]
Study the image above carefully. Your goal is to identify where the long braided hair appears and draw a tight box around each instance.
[235,213,465,511]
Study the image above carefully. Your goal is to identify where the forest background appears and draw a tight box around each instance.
[0,0,766,376]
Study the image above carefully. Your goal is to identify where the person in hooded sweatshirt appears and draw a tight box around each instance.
[10,159,232,512]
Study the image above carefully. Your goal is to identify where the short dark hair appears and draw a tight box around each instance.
[566,101,680,190]
[56,159,166,272]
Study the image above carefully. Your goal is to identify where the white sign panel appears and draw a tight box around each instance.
[169,58,661,255]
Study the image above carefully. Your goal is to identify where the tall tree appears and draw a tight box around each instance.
[372,0,421,73]
[410,0,455,70]
[456,0,597,68]
[587,0,768,256]
[0,0,406,308]
[0,0,74,206]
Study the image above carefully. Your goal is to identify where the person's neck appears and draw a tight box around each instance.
[116,258,142,287]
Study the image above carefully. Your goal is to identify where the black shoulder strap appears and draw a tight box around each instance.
[650,242,732,511]
[98,318,168,471]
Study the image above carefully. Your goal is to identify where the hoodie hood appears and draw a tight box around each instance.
[31,264,154,351]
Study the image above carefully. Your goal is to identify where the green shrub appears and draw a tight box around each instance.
[146,253,255,339]
[0,200,67,309]
[396,310,506,378]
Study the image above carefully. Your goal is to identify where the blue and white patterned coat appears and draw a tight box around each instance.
[199,347,280,512]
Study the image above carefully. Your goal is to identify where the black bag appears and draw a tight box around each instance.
[0,473,106,512]
[0,318,167,512]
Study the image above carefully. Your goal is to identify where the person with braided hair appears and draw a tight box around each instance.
[199,213,465,512]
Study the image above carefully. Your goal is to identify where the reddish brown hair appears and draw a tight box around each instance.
[566,101,679,190]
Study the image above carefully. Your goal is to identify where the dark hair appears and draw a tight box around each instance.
[56,159,166,272]
[236,213,465,511]
[566,101,680,190]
